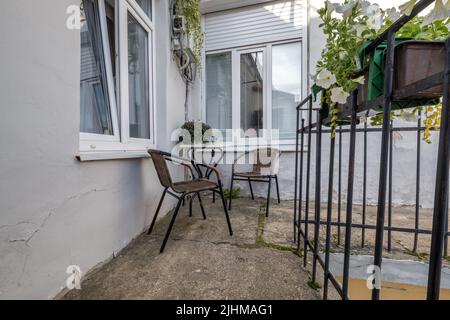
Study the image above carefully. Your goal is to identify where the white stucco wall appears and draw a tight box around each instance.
[0,0,186,299]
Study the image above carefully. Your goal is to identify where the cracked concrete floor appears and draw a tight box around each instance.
[62,197,321,300]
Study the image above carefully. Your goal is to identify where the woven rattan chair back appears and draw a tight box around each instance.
[148,150,173,188]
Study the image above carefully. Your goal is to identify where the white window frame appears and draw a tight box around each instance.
[79,0,156,158]
[203,39,303,148]
[235,46,268,145]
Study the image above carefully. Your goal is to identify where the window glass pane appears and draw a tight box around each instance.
[80,0,114,135]
[206,53,232,140]
[105,0,116,80]
[128,13,150,140]
[272,42,301,140]
[241,51,264,137]
[135,0,152,19]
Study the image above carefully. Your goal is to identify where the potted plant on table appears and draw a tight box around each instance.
[178,120,213,145]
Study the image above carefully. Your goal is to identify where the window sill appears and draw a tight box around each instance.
[76,150,150,162]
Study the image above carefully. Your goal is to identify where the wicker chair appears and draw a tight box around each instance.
[187,146,224,205]
[229,148,281,217]
[147,149,233,253]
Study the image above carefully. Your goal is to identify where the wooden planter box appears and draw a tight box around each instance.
[337,70,369,114]
[394,41,447,99]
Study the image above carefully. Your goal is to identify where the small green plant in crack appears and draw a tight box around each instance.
[403,248,429,261]
[331,232,341,247]
[256,206,266,243]
[307,279,322,291]
[223,188,240,200]
[256,207,303,258]
[263,242,304,258]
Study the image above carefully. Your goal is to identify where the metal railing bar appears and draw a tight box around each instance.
[427,37,450,300]
[372,30,396,300]
[298,228,346,299]
[296,219,450,236]
[297,119,305,251]
[305,126,439,134]
[323,128,336,300]
[294,103,300,244]
[303,97,314,268]
[362,121,368,248]
[296,94,313,110]
[342,91,358,299]
[338,126,343,246]
[388,120,394,252]
[393,72,444,100]
[414,112,422,252]
[312,110,323,283]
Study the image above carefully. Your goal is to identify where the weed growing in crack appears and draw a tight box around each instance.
[255,205,303,258]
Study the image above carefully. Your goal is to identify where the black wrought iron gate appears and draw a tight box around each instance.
[293,0,450,300]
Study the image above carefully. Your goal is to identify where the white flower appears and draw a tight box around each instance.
[359,1,372,13]
[367,13,384,31]
[336,0,358,19]
[354,23,368,37]
[397,110,418,122]
[386,7,401,21]
[422,0,450,27]
[339,51,348,60]
[326,1,340,13]
[316,69,336,89]
[362,3,380,16]
[331,87,350,105]
[399,0,417,16]
[353,75,365,85]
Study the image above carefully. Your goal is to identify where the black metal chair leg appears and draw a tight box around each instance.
[228,175,234,210]
[212,191,216,203]
[197,192,207,220]
[218,186,233,236]
[266,178,272,217]
[189,196,193,217]
[160,195,185,253]
[248,178,255,200]
[275,175,281,204]
[148,188,167,235]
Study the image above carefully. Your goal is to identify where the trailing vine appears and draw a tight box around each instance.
[315,1,383,137]
[424,104,442,143]
[174,0,204,66]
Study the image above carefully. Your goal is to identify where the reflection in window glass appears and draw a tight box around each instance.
[135,0,152,19]
[272,42,301,140]
[105,0,116,81]
[128,13,150,139]
[80,0,114,135]
[206,52,232,140]
[241,51,264,137]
